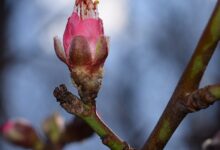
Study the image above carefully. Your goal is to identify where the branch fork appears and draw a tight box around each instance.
[54,84,134,150]
[182,85,217,113]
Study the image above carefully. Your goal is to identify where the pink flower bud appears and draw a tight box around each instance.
[0,119,40,148]
[63,10,104,56]
[55,0,108,70]
[42,113,64,143]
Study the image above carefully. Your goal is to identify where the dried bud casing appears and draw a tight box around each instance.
[69,35,108,104]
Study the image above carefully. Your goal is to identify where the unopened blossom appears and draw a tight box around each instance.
[54,0,109,104]
[0,119,40,148]
[42,113,65,143]
[54,0,108,69]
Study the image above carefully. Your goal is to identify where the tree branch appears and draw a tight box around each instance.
[53,84,134,150]
[141,1,220,150]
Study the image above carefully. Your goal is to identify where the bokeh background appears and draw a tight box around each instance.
[1,0,220,149]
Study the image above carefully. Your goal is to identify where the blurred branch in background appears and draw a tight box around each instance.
[0,0,9,129]
[0,0,10,149]
[59,117,94,145]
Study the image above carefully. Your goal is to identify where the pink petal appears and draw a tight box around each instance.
[63,12,104,58]
[1,121,14,134]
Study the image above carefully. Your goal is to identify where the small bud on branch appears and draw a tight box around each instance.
[0,119,41,148]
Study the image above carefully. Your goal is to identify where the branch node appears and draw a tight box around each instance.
[54,84,133,150]
[182,86,216,113]
[101,135,112,145]
[123,142,136,150]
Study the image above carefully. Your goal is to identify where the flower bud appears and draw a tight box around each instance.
[54,0,108,104]
[42,113,65,143]
[0,119,40,148]
[202,131,220,150]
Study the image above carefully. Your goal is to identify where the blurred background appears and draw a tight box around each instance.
[1,0,220,149]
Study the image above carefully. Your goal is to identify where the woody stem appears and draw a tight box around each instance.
[53,84,134,150]
[141,1,220,150]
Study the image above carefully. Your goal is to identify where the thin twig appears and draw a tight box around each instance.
[53,84,134,150]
